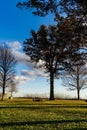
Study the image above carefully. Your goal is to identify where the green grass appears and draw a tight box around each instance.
[0,99,87,130]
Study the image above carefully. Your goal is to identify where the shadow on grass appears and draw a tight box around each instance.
[0,105,87,109]
[66,128,87,130]
[0,119,87,127]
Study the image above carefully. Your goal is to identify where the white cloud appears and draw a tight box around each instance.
[7,41,22,51]
[21,70,36,77]
[14,75,34,85]
[21,69,48,78]
[7,41,35,68]
[37,59,45,67]
[7,41,46,70]
[6,41,48,80]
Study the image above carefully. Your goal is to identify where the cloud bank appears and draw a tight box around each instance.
[7,41,35,68]
[21,69,48,78]
[6,41,48,84]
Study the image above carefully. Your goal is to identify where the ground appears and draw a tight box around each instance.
[0,98,87,130]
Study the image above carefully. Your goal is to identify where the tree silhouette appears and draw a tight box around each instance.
[17,0,87,43]
[17,0,87,18]
[0,45,17,100]
[23,21,82,100]
[62,53,87,100]
[17,0,87,99]
[63,65,87,100]
[9,78,18,98]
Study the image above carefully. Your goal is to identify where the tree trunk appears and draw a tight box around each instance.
[50,73,54,100]
[2,76,6,101]
[77,78,80,100]
[11,91,13,97]
[2,85,5,101]
[77,89,80,100]
[77,67,80,100]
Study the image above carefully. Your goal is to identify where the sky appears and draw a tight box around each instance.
[0,0,87,99]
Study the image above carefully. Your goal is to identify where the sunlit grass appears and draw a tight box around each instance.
[0,98,87,129]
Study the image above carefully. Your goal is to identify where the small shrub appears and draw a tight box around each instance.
[9,96,13,99]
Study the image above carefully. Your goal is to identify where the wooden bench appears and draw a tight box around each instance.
[33,97,41,102]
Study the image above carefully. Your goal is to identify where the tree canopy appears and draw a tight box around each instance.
[17,0,87,99]
[17,0,87,17]
[17,0,87,46]
[23,16,86,99]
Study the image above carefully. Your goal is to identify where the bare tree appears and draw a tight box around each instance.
[62,64,87,100]
[0,45,17,100]
[8,77,18,98]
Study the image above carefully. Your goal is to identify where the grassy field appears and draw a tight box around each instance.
[0,98,87,130]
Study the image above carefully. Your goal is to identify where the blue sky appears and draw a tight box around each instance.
[0,0,55,42]
[0,0,87,99]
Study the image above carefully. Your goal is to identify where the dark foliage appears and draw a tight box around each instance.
[17,0,87,100]
[17,0,87,18]
[23,16,86,100]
